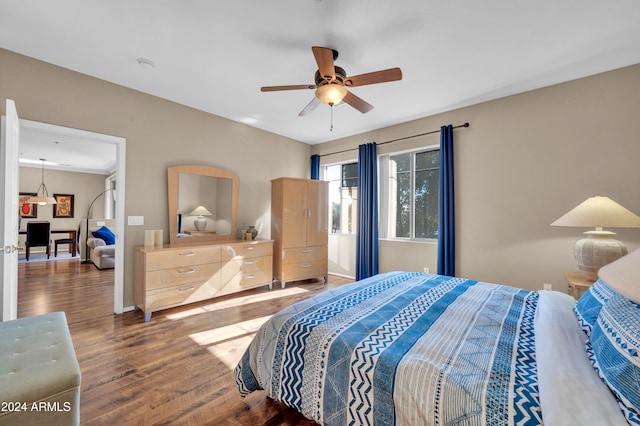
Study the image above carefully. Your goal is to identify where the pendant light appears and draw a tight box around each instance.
[28,159,57,205]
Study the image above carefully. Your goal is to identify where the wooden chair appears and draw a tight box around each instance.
[54,223,80,257]
[25,221,51,261]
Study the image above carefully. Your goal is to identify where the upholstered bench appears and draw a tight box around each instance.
[0,312,81,425]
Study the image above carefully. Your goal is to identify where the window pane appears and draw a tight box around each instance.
[416,150,439,170]
[415,150,439,239]
[326,162,358,235]
[341,186,357,234]
[326,165,341,233]
[415,168,439,239]
[390,153,411,238]
[342,163,358,188]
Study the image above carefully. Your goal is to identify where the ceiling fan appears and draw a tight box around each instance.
[261,46,402,116]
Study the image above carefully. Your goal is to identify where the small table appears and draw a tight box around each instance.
[19,228,78,256]
[565,271,598,299]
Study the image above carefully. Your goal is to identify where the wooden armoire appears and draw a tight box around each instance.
[271,177,329,287]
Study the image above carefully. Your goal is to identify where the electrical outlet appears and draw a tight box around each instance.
[423,267,430,273]
[543,283,553,291]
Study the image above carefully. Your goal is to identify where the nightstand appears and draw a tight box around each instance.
[565,271,598,299]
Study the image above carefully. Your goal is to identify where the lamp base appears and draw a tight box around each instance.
[574,231,628,272]
[194,217,207,231]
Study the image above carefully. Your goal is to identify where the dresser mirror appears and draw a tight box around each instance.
[168,165,239,245]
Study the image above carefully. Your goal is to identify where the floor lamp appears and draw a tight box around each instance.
[82,188,113,264]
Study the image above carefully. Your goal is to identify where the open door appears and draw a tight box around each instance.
[1,99,20,321]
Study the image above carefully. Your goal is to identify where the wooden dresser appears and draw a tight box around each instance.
[134,239,273,321]
[271,177,328,287]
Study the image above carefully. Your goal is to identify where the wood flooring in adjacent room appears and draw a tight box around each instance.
[17,261,353,425]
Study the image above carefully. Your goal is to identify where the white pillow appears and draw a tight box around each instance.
[598,249,640,303]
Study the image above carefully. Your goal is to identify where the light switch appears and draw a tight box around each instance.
[128,216,144,226]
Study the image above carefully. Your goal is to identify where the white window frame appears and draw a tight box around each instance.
[379,144,440,241]
[322,160,358,235]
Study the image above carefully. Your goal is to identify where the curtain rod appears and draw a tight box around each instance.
[318,122,470,158]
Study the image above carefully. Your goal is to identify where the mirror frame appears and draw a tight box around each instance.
[168,165,239,245]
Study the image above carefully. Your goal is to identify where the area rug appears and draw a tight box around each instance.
[18,253,80,264]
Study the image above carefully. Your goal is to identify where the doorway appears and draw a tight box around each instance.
[17,119,125,316]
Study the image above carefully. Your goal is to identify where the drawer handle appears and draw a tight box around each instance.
[177,251,196,257]
[178,286,195,292]
[300,264,312,268]
[302,249,313,253]
[244,274,255,279]
[244,247,255,251]
[243,260,256,265]
[177,268,195,275]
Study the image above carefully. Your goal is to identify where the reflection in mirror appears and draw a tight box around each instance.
[178,174,233,235]
[168,165,239,245]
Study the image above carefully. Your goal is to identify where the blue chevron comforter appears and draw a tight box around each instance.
[235,272,541,425]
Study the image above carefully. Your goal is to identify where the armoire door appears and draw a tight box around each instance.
[280,178,309,248]
[305,180,328,247]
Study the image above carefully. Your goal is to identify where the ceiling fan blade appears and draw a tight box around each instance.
[312,46,335,82]
[261,84,315,92]
[298,97,321,116]
[342,91,374,114]
[344,67,402,87]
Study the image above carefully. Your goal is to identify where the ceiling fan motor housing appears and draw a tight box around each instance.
[315,66,346,87]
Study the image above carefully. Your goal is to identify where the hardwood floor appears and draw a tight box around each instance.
[18,257,114,325]
[17,263,353,425]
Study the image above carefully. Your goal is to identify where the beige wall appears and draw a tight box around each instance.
[313,64,640,291]
[3,47,640,299]
[1,48,310,308]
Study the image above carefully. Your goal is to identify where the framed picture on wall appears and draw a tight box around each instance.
[19,192,37,218]
[53,193,74,218]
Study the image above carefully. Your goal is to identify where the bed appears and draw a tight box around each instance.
[235,252,640,425]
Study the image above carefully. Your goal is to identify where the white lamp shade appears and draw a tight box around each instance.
[27,195,57,206]
[551,195,640,229]
[189,206,212,216]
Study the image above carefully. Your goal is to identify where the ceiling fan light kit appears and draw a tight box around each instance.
[315,84,347,105]
[261,46,402,117]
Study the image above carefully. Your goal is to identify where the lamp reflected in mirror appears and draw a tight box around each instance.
[190,205,212,231]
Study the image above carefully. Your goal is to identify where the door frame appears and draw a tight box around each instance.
[20,119,126,314]
[1,100,20,321]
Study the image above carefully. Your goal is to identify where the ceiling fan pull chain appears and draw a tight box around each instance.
[330,104,334,132]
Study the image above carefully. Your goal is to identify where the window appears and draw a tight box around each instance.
[325,162,358,234]
[380,148,439,240]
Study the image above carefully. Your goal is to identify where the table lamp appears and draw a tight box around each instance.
[190,206,212,231]
[551,195,640,272]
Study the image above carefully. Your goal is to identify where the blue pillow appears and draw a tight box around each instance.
[92,226,115,245]
[574,279,617,336]
[588,292,640,423]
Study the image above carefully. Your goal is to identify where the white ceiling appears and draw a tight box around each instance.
[2,0,640,172]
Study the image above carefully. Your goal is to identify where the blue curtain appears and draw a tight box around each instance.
[356,142,379,281]
[437,125,455,276]
[310,155,320,180]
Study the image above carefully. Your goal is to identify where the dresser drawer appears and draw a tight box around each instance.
[145,263,222,290]
[281,245,327,264]
[221,255,272,278]
[144,246,220,271]
[146,279,220,310]
[281,260,327,281]
[221,241,273,260]
[219,268,273,295]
